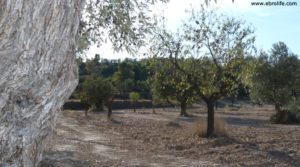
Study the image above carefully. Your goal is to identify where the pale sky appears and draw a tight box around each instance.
[87,0,300,60]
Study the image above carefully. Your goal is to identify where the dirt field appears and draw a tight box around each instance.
[39,105,300,167]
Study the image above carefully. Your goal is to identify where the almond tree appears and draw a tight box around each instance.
[150,58,196,116]
[151,8,255,137]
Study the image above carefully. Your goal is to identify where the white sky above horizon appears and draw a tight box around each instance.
[87,0,300,60]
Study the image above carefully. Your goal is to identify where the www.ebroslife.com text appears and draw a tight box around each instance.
[250,1,297,6]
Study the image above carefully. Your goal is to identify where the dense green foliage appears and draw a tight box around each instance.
[80,76,116,114]
[149,58,196,116]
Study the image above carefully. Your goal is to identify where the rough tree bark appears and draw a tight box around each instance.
[0,0,83,166]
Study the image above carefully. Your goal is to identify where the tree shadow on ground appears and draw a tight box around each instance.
[225,137,300,167]
[174,114,199,123]
[109,118,123,124]
[268,150,300,167]
[213,136,300,167]
[39,151,90,167]
[175,114,268,128]
[225,117,267,128]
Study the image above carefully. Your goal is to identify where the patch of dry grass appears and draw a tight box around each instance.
[63,110,83,118]
[223,105,240,112]
[191,116,227,137]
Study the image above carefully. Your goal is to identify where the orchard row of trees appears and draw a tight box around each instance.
[75,8,300,137]
[74,42,300,132]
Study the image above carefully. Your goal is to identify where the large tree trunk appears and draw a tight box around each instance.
[0,1,83,166]
[206,100,215,137]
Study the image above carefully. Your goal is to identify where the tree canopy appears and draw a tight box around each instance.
[79,0,169,54]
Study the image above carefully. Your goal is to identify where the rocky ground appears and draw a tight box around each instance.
[39,105,300,167]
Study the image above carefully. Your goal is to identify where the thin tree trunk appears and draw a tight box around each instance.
[180,100,188,117]
[0,1,83,166]
[231,96,234,107]
[133,101,136,112]
[206,100,215,137]
[84,104,89,117]
[275,103,284,122]
[152,105,156,114]
[107,102,112,120]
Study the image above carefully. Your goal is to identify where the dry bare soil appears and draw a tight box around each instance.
[39,105,300,167]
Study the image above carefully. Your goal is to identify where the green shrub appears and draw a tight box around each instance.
[288,102,300,123]
[296,113,300,123]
